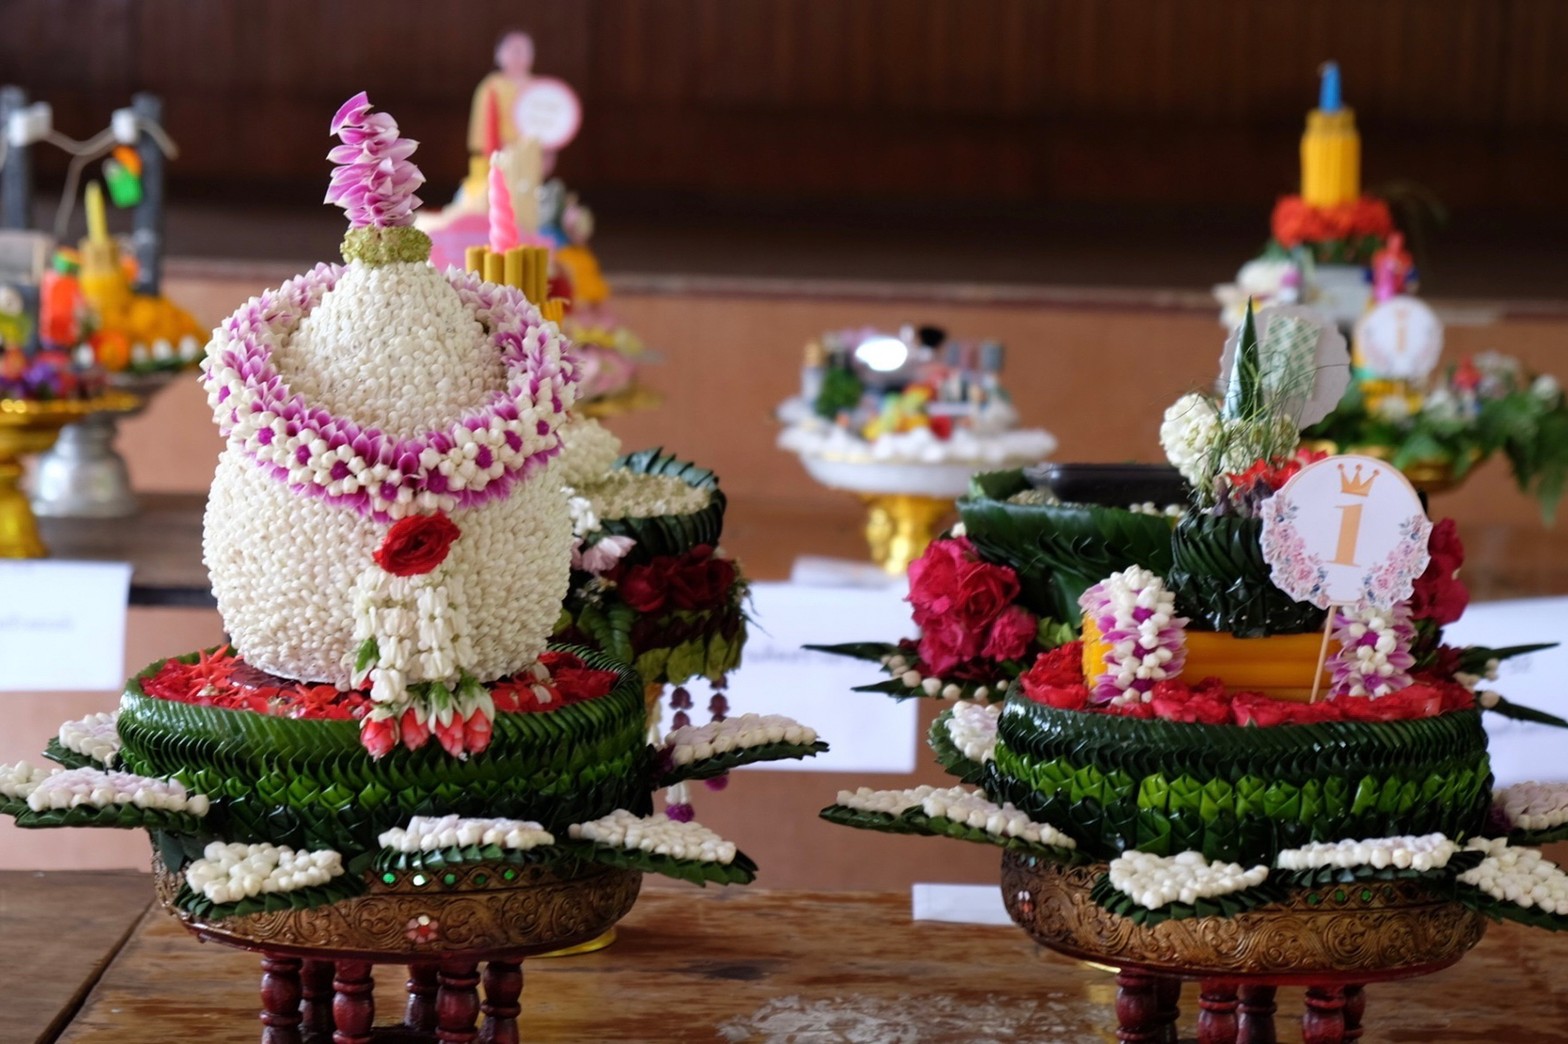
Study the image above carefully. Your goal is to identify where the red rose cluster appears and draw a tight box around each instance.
[1270,196,1395,249]
[612,545,737,615]
[1410,518,1469,626]
[906,537,1037,676]
[1018,641,1473,726]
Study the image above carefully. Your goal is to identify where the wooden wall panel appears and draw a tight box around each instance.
[2,0,1566,210]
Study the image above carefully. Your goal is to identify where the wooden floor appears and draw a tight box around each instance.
[19,874,1568,1043]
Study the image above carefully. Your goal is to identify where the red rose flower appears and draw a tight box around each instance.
[666,545,738,611]
[616,560,672,613]
[374,512,462,577]
[1024,642,1085,689]
[907,537,975,623]
[1104,699,1156,719]
[953,560,1020,628]
[982,605,1038,662]
[918,612,985,676]
[360,713,399,758]
[1410,519,1469,625]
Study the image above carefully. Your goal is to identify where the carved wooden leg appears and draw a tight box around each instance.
[476,960,523,1044]
[1153,976,1181,1044]
[436,960,482,1043]
[1115,969,1164,1044]
[331,960,375,1044]
[260,954,303,1044]
[406,964,439,1032]
[1196,980,1238,1044]
[1237,984,1278,1044]
[1342,985,1366,1042]
[1302,985,1346,1044]
[300,959,335,1036]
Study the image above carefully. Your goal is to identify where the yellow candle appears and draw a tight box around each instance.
[1300,64,1361,208]
[84,181,110,245]
[464,245,488,276]
[484,251,505,285]
[503,246,524,290]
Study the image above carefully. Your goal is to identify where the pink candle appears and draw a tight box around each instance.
[487,153,518,252]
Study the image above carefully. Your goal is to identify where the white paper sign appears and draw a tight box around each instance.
[1260,454,1431,610]
[1356,296,1443,381]
[911,883,1011,924]
[0,560,131,691]
[653,580,919,774]
[514,78,581,150]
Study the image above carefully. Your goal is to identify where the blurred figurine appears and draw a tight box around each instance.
[469,32,537,156]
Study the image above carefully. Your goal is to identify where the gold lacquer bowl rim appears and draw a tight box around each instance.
[0,390,143,425]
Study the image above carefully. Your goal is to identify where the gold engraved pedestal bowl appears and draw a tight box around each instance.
[0,392,141,558]
[1002,853,1487,1042]
[152,852,641,1042]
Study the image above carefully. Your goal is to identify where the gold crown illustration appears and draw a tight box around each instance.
[1338,462,1379,497]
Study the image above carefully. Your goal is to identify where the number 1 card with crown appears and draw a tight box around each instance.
[1259,453,1432,611]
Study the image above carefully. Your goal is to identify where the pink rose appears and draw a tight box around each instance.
[918,612,985,677]
[907,538,975,624]
[982,605,1037,662]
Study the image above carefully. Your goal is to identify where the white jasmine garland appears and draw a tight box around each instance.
[25,767,210,817]
[57,711,121,767]
[1078,566,1187,705]
[569,809,737,865]
[1459,837,1568,915]
[835,786,937,817]
[1276,834,1458,873]
[348,564,476,707]
[378,814,554,853]
[920,786,1077,848]
[1495,782,1568,833]
[0,761,54,800]
[944,701,1000,763]
[1109,850,1269,911]
[185,841,344,906]
[664,713,818,767]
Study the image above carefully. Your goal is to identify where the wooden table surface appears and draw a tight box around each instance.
[0,871,154,1044]
[22,874,1568,1043]
[37,493,211,607]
